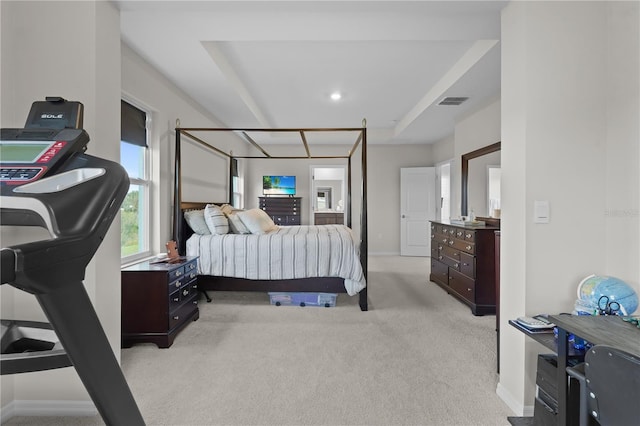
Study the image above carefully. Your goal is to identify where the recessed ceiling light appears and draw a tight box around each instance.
[330,92,342,101]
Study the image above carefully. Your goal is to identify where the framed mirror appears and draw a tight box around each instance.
[461,141,501,218]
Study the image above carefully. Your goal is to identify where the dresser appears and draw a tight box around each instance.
[429,221,498,316]
[121,256,199,348]
[259,196,301,225]
[314,211,344,225]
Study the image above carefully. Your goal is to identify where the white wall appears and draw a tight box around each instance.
[1,0,121,415]
[453,99,501,217]
[367,144,434,254]
[121,44,247,252]
[498,1,640,415]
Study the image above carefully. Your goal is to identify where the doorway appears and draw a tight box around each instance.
[400,167,436,256]
[309,165,346,225]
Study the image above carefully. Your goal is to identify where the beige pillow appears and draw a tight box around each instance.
[237,208,278,234]
[184,209,210,235]
[204,204,229,235]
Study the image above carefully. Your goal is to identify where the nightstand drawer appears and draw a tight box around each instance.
[169,295,198,330]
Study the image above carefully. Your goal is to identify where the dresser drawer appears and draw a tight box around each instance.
[454,228,465,239]
[169,288,182,311]
[169,276,186,293]
[459,251,475,277]
[184,259,197,274]
[441,255,461,271]
[449,238,475,255]
[449,269,475,301]
[170,282,195,312]
[169,294,198,330]
[442,246,461,261]
[430,258,449,286]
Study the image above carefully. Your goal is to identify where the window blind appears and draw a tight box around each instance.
[121,100,147,147]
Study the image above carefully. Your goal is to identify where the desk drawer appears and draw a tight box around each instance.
[534,396,557,426]
[536,354,558,400]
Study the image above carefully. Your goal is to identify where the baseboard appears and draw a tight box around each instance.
[496,382,534,417]
[368,251,400,256]
[1,399,98,422]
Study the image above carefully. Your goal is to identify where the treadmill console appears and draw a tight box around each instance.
[0,128,88,188]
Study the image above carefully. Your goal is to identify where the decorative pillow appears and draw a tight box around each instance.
[227,213,251,234]
[184,209,210,235]
[219,204,235,216]
[204,204,229,235]
[237,208,278,234]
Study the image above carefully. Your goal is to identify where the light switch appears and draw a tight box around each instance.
[534,200,550,223]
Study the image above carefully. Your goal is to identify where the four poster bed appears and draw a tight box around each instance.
[172,125,368,311]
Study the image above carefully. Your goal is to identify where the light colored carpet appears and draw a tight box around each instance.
[6,256,513,425]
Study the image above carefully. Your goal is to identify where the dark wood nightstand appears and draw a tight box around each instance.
[121,256,199,348]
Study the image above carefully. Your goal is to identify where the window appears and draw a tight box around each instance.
[120,100,150,261]
[231,158,243,208]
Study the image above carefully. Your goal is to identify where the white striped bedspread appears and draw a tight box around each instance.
[186,224,366,296]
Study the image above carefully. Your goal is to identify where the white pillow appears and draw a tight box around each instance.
[184,209,210,235]
[204,204,229,235]
[227,212,251,234]
[237,208,278,234]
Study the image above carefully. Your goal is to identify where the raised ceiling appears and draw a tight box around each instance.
[116,1,506,144]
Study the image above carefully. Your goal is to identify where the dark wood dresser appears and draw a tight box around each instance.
[259,196,301,225]
[121,256,199,348]
[314,211,344,225]
[429,221,498,316]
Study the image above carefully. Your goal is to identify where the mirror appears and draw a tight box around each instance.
[317,187,332,210]
[461,141,501,218]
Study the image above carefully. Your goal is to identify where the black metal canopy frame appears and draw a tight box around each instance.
[171,122,368,310]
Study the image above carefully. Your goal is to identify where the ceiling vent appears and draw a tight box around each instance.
[438,97,469,106]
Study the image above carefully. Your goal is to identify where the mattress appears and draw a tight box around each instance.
[186,224,366,296]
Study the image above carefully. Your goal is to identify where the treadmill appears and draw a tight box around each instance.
[0,97,145,425]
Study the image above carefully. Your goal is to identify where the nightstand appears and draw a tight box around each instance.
[121,256,199,348]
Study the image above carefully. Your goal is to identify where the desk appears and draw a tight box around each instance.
[549,315,640,426]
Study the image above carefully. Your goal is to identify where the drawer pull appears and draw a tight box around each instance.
[175,280,182,288]
[466,245,472,250]
[466,233,472,239]
[173,316,180,320]
[182,289,189,297]
[454,263,459,269]
[173,297,179,302]
[467,288,472,292]
[448,240,454,245]
[175,270,182,276]
[438,255,443,260]
[193,301,198,305]
[190,273,197,279]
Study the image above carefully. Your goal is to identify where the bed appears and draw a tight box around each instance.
[172,125,368,311]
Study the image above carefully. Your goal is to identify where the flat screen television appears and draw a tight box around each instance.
[263,175,296,195]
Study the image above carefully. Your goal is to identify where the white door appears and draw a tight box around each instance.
[401,167,436,256]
